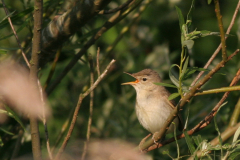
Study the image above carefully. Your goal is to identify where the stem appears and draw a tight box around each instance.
[194,86,240,96]
[29,0,43,159]
[178,47,185,98]
[214,0,227,61]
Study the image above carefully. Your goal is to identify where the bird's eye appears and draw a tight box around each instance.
[142,78,147,81]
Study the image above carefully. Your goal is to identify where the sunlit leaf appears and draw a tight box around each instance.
[169,64,180,87]
[229,152,240,160]
[175,6,185,31]
[186,0,195,28]
[182,40,194,49]
[4,106,26,132]
[208,0,212,4]
[168,92,180,100]
[192,135,203,146]
[184,130,197,159]
[0,136,3,147]
[0,127,14,135]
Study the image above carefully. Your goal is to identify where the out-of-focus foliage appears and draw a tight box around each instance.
[0,0,240,159]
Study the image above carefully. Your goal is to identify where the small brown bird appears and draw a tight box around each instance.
[122,69,182,141]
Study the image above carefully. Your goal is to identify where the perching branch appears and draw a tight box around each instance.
[55,59,116,159]
[141,49,239,152]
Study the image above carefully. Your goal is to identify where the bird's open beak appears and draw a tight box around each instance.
[121,72,139,85]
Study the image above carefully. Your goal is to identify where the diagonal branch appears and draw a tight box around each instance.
[144,64,240,153]
[141,49,239,152]
[46,0,143,95]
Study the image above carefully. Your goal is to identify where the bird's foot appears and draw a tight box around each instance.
[138,133,152,152]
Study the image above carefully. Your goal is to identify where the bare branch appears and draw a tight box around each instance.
[55,59,116,159]
[190,0,240,87]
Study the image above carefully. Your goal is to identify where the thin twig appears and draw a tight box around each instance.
[1,0,30,68]
[99,0,134,14]
[46,0,143,95]
[97,48,100,77]
[55,59,116,159]
[194,86,240,96]
[190,0,240,88]
[214,0,227,61]
[44,48,61,90]
[103,0,151,61]
[81,55,95,160]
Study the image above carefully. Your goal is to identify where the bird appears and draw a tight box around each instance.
[122,69,182,144]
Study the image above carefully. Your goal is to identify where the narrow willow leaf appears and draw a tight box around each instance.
[0,11,16,24]
[175,6,185,31]
[229,152,240,160]
[182,40,194,49]
[214,107,223,158]
[169,64,180,87]
[0,127,14,135]
[208,0,212,4]
[168,93,180,101]
[0,136,3,147]
[183,130,197,159]
[192,135,203,146]
[162,150,170,155]
[154,82,177,88]
[0,7,33,30]
[4,106,26,132]
[181,56,189,80]
[186,0,195,28]
[233,126,240,145]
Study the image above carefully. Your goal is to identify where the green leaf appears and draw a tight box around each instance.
[208,0,212,4]
[182,67,210,80]
[0,11,16,24]
[0,127,14,135]
[232,126,240,147]
[162,150,170,155]
[186,0,195,28]
[175,6,185,31]
[0,7,33,30]
[168,93,180,100]
[154,82,177,88]
[182,40,194,49]
[214,106,223,157]
[192,135,203,146]
[169,64,180,87]
[181,56,189,80]
[3,106,26,132]
[0,136,3,147]
[184,130,197,159]
[229,151,240,160]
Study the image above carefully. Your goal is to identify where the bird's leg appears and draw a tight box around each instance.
[139,133,152,151]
